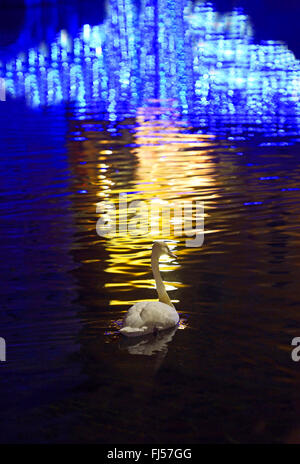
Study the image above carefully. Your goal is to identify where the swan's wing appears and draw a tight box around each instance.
[119,302,150,336]
[120,301,179,337]
[140,301,179,329]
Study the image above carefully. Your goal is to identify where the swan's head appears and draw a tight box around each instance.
[152,241,177,260]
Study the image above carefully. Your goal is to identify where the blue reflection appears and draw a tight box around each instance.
[1,0,300,136]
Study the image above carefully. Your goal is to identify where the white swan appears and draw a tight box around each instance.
[120,241,179,337]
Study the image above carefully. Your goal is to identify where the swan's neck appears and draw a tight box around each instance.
[151,250,174,308]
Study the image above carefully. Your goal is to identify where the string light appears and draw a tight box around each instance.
[0,0,299,137]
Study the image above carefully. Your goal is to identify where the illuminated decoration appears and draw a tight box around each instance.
[1,0,300,135]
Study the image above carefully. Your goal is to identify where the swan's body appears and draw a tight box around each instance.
[120,300,179,337]
[120,242,179,337]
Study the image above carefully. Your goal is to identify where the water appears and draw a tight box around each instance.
[1,0,300,445]
[0,97,299,443]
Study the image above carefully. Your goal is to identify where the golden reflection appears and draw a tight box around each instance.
[67,106,220,315]
[93,104,220,311]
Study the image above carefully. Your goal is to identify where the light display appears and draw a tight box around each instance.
[1,0,300,136]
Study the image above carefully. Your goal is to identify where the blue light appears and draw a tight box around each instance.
[0,0,299,137]
[244,201,263,206]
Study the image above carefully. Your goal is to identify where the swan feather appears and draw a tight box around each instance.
[120,301,179,337]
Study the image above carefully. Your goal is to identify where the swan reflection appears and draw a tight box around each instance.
[119,326,178,356]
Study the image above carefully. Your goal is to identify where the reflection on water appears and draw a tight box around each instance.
[0,0,300,446]
[93,104,217,313]
[119,326,178,356]
[1,97,300,443]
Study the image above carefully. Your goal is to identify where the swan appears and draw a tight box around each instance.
[120,241,179,337]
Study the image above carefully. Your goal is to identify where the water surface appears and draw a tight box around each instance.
[1,0,300,444]
[0,97,300,444]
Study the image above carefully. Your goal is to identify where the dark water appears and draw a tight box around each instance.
[0,97,300,444]
[1,0,300,445]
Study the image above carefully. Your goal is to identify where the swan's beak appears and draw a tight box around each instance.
[167,250,177,260]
